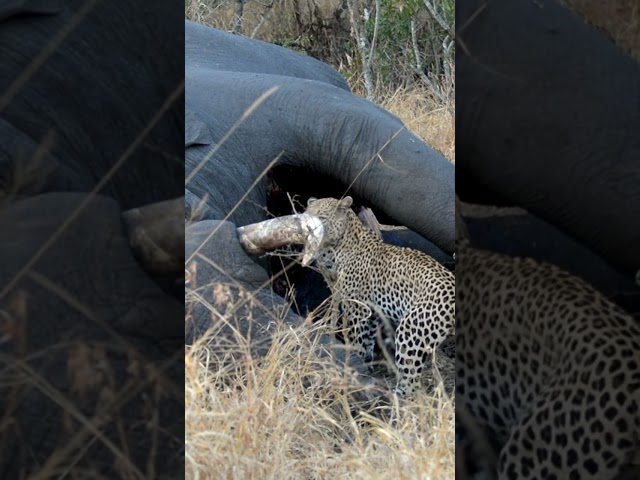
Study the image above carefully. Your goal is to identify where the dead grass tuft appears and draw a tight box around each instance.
[185,306,455,480]
[378,86,455,164]
[563,0,640,60]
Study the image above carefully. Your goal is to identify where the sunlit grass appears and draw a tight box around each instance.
[185,306,455,480]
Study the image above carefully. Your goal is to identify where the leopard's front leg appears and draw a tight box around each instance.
[339,297,377,363]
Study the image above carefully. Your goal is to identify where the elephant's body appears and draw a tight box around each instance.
[185,20,349,90]
[185,20,455,254]
[1,2,183,476]
[0,1,183,210]
[186,66,454,252]
[457,0,640,478]
[457,0,640,276]
[186,68,454,251]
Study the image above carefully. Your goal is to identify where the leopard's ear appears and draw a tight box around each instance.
[307,197,318,206]
[339,196,353,209]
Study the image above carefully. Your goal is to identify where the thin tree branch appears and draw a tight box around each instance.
[423,0,454,38]
[232,0,245,34]
[347,0,375,100]
[251,0,275,38]
[411,19,446,105]
[369,0,381,63]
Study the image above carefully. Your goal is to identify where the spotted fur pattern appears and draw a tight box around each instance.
[457,240,640,479]
[304,196,455,396]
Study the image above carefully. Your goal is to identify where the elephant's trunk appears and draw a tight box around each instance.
[122,196,184,275]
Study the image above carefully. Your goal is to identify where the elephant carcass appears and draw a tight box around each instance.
[0,194,183,478]
[185,22,454,353]
[185,20,350,91]
[0,1,183,211]
[0,1,184,476]
[185,67,455,254]
[457,0,640,277]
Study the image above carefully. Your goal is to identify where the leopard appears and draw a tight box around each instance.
[302,196,455,396]
[456,237,640,479]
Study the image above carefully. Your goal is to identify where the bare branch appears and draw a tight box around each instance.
[251,0,275,38]
[369,0,381,63]
[346,0,375,101]
[232,0,245,34]
[423,0,454,38]
[411,19,446,105]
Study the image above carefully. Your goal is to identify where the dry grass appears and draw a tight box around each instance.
[563,0,640,60]
[185,310,455,480]
[379,87,455,164]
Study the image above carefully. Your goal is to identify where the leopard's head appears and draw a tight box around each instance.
[304,196,353,249]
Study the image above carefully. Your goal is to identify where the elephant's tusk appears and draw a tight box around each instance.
[237,213,325,265]
[122,196,185,276]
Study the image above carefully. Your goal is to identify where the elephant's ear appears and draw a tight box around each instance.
[0,0,63,22]
[307,197,318,206]
[339,196,353,209]
[185,109,213,147]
